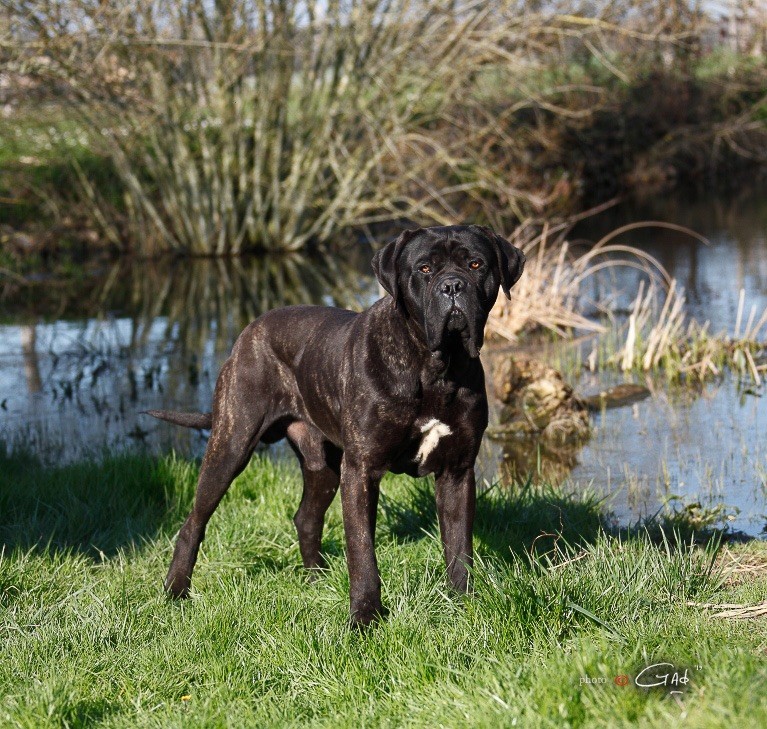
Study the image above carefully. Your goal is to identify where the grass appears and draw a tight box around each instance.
[2,447,767,727]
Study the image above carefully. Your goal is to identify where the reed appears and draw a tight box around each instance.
[488,214,672,339]
[611,283,767,384]
[488,220,767,385]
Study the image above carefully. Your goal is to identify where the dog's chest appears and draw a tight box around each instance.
[390,413,457,477]
[413,417,453,464]
[387,369,483,476]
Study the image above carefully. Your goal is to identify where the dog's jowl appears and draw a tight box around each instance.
[147,225,525,626]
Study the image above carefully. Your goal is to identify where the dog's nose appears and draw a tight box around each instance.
[440,277,464,297]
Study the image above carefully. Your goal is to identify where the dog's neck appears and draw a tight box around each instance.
[377,298,478,386]
[425,342,477,385]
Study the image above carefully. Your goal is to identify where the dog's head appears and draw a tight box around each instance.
[372,225,525,358]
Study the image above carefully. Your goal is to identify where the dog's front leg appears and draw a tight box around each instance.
[435,467,476,593]
[340,455,384,627]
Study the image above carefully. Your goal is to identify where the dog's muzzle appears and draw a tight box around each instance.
[424,274,484,357]
[440,276,469,333]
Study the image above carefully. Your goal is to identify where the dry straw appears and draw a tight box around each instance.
[488,216,672,338]
[488,220,767,384]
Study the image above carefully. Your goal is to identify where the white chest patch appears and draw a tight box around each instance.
[416,419,452,463]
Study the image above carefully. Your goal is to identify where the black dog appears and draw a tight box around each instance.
[148,225,525,626]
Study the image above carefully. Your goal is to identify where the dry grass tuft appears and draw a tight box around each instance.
[488,216,671,339]
[715,546,767,587]
[488,217,767,383]
[610,282,767,383]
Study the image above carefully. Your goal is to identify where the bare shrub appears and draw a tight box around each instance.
[4,1,717,254]
[4,1,526,253]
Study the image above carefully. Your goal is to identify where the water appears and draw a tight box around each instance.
[0,252,378,461]
[571,189,767,333]
[573,370,766,533]
[488,187,767,535]
[2,188,767,533]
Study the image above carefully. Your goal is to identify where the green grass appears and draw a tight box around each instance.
[2,448,767,727]
[0,109,119,236]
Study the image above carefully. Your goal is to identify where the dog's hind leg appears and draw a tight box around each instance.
[293,463,341,572]
[164,360,265,599]
[288,423,341,572]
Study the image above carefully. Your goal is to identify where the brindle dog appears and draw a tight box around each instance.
[147,225,525,626]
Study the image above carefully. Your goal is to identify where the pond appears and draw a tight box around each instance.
[545,188,767,535]
[0,249,379,461]
[2,186,766,534]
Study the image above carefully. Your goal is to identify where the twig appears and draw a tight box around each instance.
[0,267,29,285]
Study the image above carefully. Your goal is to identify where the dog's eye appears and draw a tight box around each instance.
[469,260,482,270]
[419,264,432,274]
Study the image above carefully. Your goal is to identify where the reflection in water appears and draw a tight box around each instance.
[566,188,767,534]
[573,369,767,535]
[20,325,42,393]
[0,252,377,461]
[498,436,585,486]
[483,187,767,535]
[101,252,376,354]
[487,353,591,484]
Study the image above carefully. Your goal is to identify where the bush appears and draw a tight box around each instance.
[6,1,533,253]
[5,2,767,254]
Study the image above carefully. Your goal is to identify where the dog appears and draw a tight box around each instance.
[147,225,525,626]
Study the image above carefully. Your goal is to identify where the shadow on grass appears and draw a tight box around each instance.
[379,476,744,563]
[379,477,605,563]
[0,446,196,559]
[1,443,740,569]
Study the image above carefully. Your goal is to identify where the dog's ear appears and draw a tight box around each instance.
[371,228,422,308]
[474,225,525,300]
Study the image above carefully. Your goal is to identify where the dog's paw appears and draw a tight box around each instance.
[349,602,388,630]
[164,573,191,599]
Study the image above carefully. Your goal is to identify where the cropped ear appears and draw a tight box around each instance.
[371,228,422,308]
[473,225,525,300]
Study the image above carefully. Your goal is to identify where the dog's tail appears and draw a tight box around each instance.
[143,410,212,429]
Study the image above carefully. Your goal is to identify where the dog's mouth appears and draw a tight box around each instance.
[446,308,468,332]
[424,299,484,359]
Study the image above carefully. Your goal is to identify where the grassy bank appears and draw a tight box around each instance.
[2,449,767,726]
